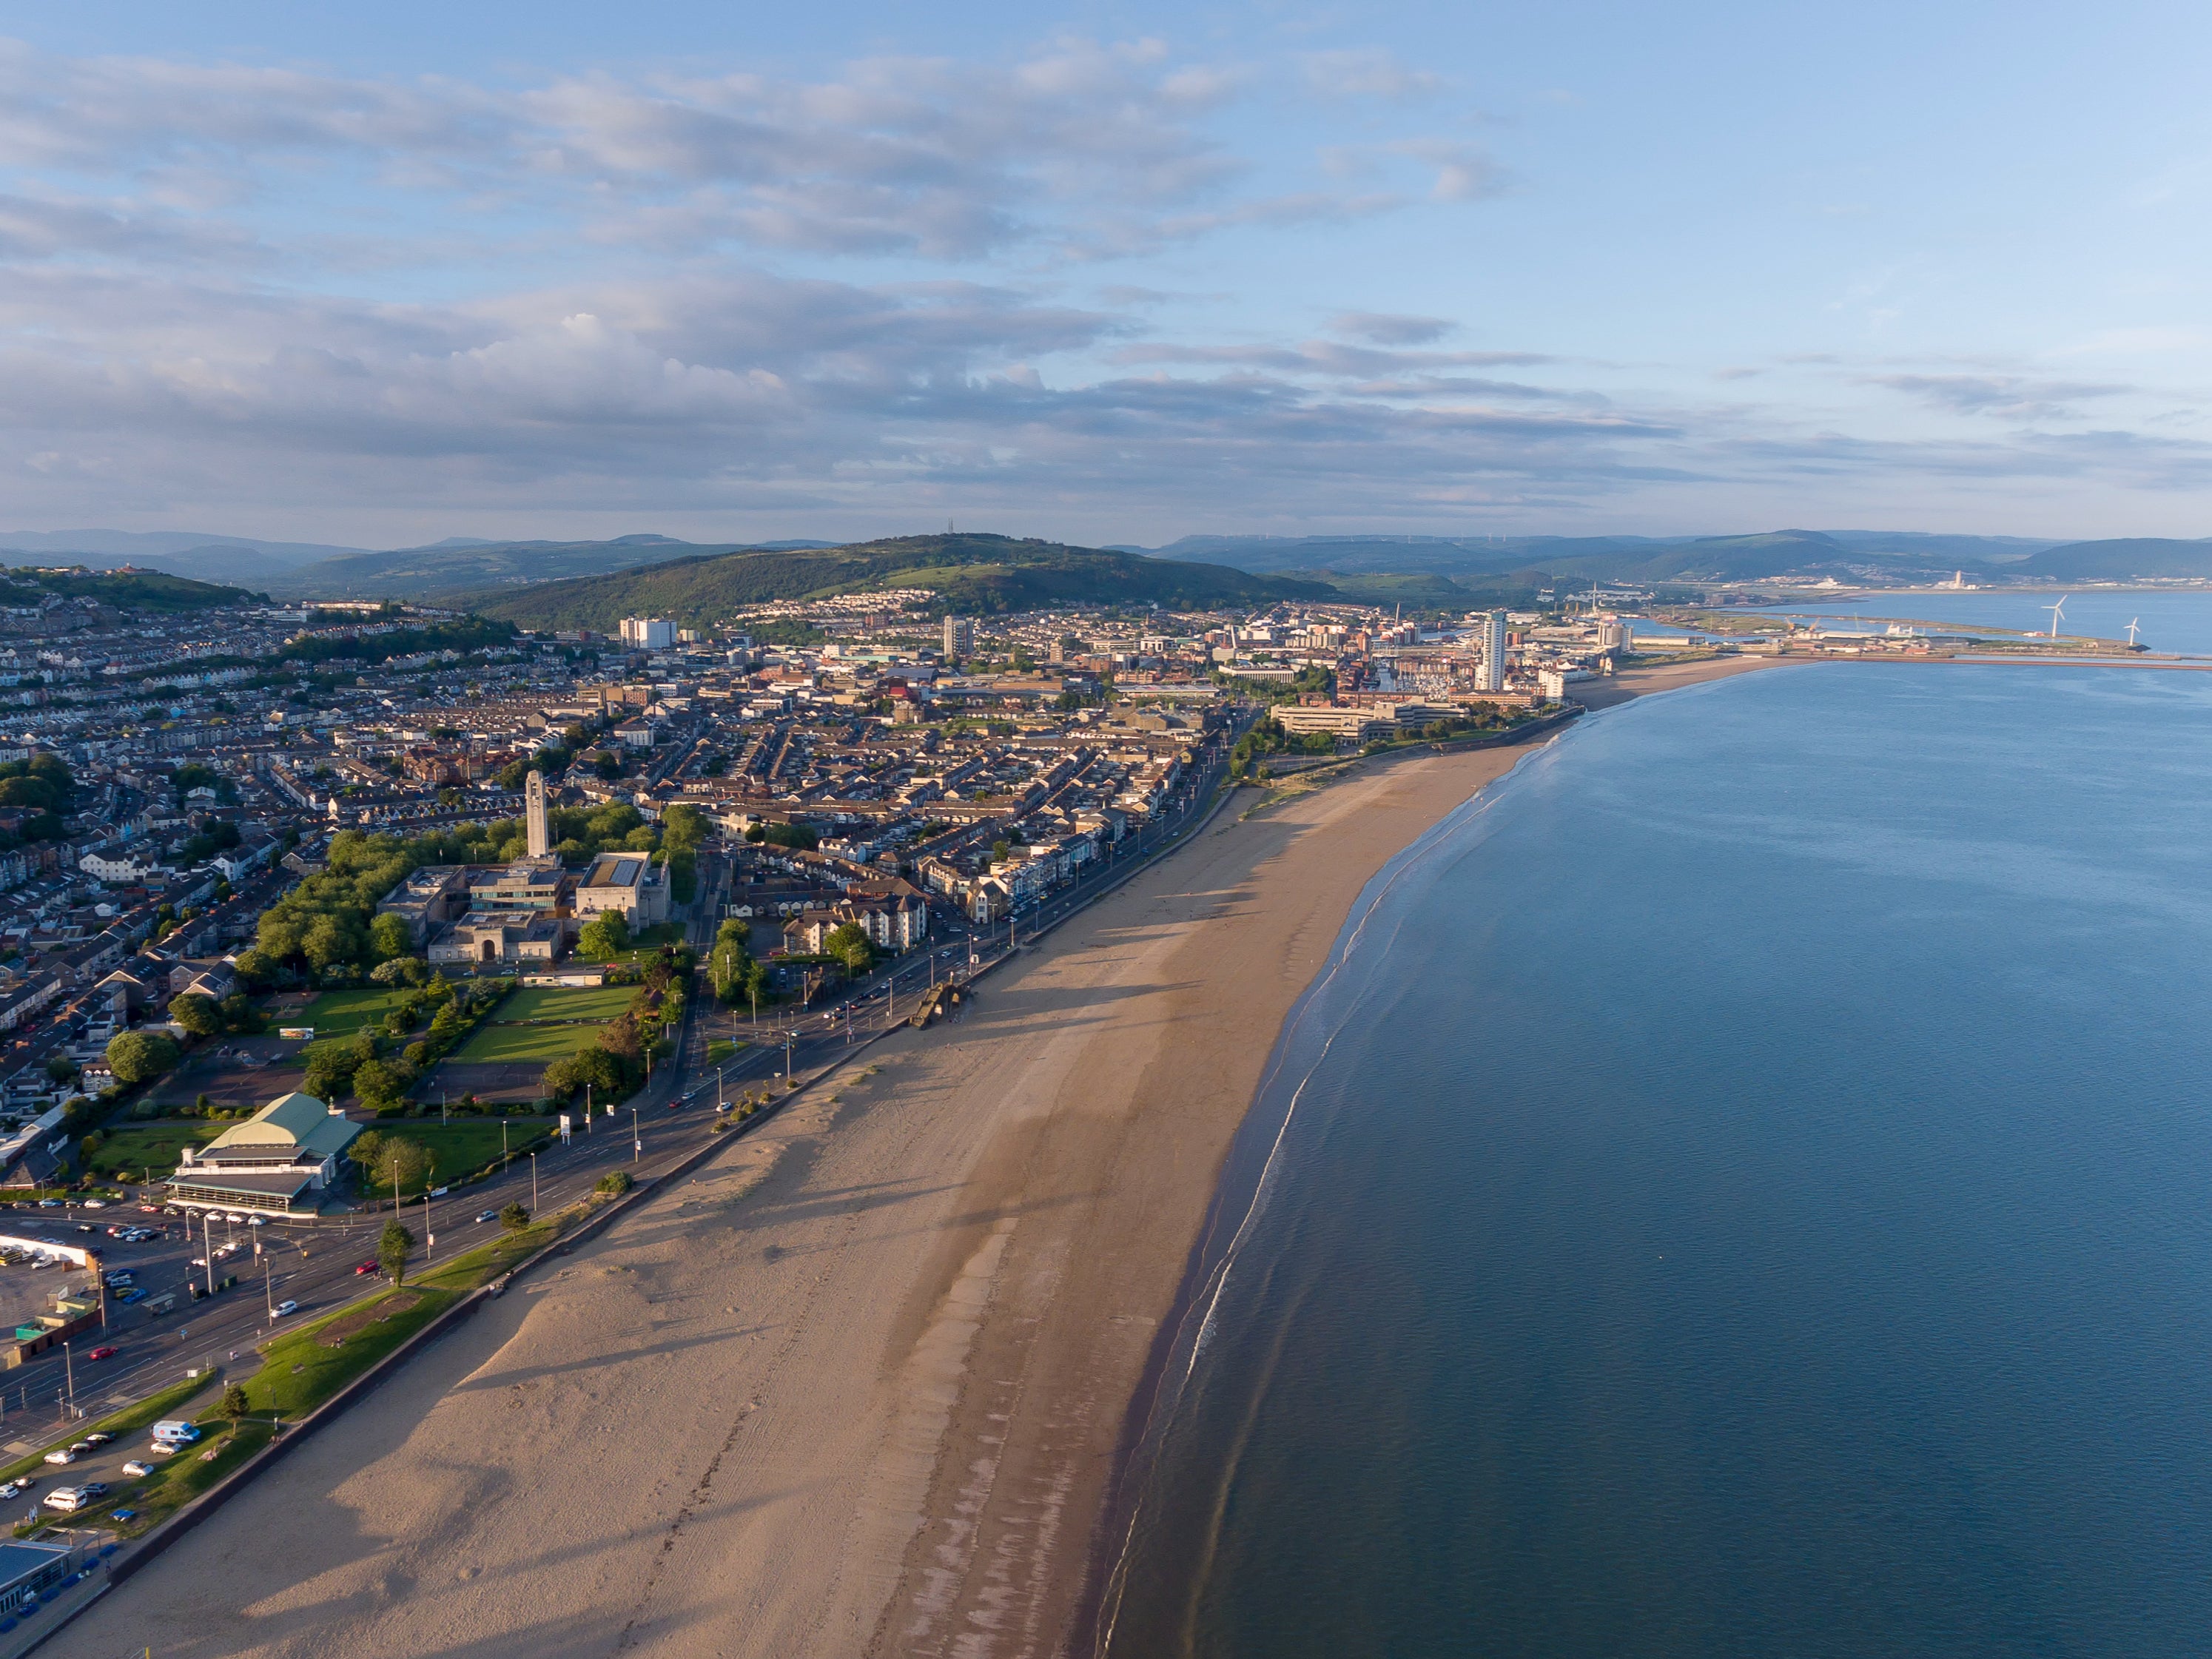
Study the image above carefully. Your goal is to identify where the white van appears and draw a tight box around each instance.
[150,1420,202,1447]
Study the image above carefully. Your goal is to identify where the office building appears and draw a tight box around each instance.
[620,616,676,650]
[944,616,975,659]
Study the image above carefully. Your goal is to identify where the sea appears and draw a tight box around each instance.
[1098,659,2212,1658]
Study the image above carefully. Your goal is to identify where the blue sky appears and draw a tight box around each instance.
[1,0,2208,547]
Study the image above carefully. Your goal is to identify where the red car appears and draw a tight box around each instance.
[85,1346,116,1362]
[354,1260,380,1276]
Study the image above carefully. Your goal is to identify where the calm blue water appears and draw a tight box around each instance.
[1748,590,2212,653]
[1100,662,2212,1659]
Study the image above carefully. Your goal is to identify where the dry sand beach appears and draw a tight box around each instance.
[55,657,1770,1659]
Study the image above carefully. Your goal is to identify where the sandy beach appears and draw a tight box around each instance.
[54,657,1769,1659]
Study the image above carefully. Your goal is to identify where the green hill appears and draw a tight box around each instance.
[270,534,827,599]
[451,534,1334,629]
[0,565,261,611]
[2012,537,2212,579]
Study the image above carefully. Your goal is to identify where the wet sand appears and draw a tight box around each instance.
[55,656,1769,1659]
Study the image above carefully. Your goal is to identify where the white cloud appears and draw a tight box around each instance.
[1300,49,1446,102]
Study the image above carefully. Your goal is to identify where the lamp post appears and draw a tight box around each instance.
[263,1256,274,1323]
[61,1341,73,1419]
[203,1211,215,1299]
[421,1187,434,1266]
[631,1108,640,1163]
[530,1152,538,1214]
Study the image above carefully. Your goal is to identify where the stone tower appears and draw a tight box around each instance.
[525,769,550,858]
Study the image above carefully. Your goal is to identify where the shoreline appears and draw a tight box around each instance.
[47,654,1769,1659]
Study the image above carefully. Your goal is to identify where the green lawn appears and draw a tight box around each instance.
[83,1121,223,1180]
[452,1020,608,1063]
[497,985,636,1023]
[576,921,687,963]
[354,1120,551,1193]
[298,988,414,1037]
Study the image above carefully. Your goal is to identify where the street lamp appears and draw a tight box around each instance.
[61,1341,73,1419]
[631,1108,641,1163]
[530,1152,538,1214]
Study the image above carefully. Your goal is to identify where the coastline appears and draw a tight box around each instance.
[49,655,1766,1659]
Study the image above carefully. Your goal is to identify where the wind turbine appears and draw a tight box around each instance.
[2126,617,2142,647]
[2043,596,2068,639]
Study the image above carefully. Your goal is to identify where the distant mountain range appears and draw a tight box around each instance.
[7,525,2212,613]
[452,534,1328,630]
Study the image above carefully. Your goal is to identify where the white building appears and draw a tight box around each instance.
[620,617,676,650]
[943,616,975,659]
[573,850,670,929]
[79,847,164,884]
[1479,610,1509,693]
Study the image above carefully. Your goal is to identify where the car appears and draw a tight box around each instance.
[107,1271,133,1286]
[121,1460,152,1478]
[0,1481,30,1500]
[41,1487,86,1512]
[83,1432,111,1445]
[81,1199,104,1209]
[248,1216,266,1227]
[36,1198,58,1208]
[117,1288,144,1304]
[475,1210,498,1224]
[69,1441,93,1454]
[354,1259,379,1276]
[110,1507,136,1521]
[42,1449,75,1465]
[86,1347,115,1361]
[272,1299,297,1317]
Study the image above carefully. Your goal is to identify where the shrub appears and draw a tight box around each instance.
[595,1170,633,1197]
[500,1202,530,1232]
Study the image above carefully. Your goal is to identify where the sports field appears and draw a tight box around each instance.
[452,1020,608,1063]
[298,988,414,1037]
[498,986,636,1023]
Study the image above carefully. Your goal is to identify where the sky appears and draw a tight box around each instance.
[1,0,2210,548]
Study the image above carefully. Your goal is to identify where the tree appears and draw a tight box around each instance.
[43,1052,77,1086]
[219,1383,250,1423]
[167,992,223,1038]
[369,912,414,962]
[352,1059,407,1111]
[378,1219,417,1286]
[500,1202,531,1231]
[576,912,630,960]
[104,1029,179,1086]
[595,1170,633,1196]
[823,923,873,974]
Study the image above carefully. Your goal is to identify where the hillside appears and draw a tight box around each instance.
[453,534,1333,629]
[0,565,262,611]
[2011,537,2212,579]
[269,534,841,599]
[1137,528,2057,589]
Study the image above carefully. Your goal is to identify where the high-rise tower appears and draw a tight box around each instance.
[525,769,550,858]
[1479,610,1508,693]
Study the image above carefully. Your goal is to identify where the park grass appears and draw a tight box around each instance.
[453,1020,608,1063]
[496,985,636,1023]
[576,921,687,964]
[706,1039,737,1065]
[298,987,414,1038]
[352,1120,552,1197]
[81,1121,223,1181]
